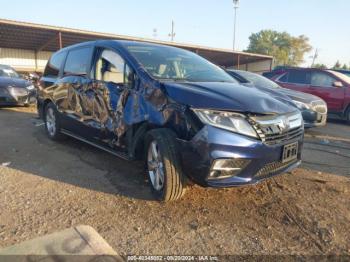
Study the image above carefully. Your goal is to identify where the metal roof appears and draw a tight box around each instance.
[0,18,273,67]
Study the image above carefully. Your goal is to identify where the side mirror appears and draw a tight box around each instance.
[333,81,343,88]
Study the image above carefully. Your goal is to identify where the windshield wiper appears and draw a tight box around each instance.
[158,78,189,82]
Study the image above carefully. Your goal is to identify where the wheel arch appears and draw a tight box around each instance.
[40,99,54,119]
[129,122,161,160]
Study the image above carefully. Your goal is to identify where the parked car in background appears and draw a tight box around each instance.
[0,64,36,106]
[265,68,350,122]
[38,40,304,201]
[227,70,327,128]
[334,69,350,78]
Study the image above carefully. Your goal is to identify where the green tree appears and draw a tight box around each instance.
[333,60,342,69]
[313,63,328,69]
[246,30,312,66]
[342,64,348,70]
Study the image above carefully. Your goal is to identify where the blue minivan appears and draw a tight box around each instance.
[38,40,304,201]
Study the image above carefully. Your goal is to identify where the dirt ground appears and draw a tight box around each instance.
[0,106,349,256]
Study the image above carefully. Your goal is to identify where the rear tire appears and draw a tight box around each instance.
[145,129,186,202]
[44,102,65,141]
[346,107,350,124]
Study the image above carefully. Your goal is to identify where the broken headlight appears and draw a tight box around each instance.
[26,85,35,91]
[8,87,28,97]
[193,109,258,138]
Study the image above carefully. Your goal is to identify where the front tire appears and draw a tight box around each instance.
[145,129,186,202]
[44,102,64,141]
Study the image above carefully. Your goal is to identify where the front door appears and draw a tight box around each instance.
[91,48,135,149]
[309,71,345,112]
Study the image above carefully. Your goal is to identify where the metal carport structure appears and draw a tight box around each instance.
[0,18,273,73]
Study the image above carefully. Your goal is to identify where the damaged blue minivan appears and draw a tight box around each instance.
[37,40,304,201]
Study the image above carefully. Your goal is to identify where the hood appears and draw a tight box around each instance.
[162,81,297,115]
[274,88,322,103]
[0,77,31,89]
[241,83,295,105]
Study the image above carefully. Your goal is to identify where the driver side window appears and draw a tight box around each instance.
[95,49,133,88]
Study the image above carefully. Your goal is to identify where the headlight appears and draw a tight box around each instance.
[193,109,258,138]
[8,87,28,97]
[293,100,310,110]
[26,85,35,91]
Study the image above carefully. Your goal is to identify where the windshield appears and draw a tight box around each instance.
[234,70,281,89]
[0,67,19,78]
[328,70,350,84]
[125,44,236,83]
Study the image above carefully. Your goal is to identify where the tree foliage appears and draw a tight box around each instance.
[313,63,328,69]
[333,60,342,69]
[246,30,312,66]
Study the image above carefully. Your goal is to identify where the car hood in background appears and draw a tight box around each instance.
[163,81,297,115]
[242,83,323,104]
[275,87,323,103]
[0,77,31,89]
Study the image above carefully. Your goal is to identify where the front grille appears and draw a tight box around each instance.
[255,159,298,179]
[311,100,327,114]
[261,127,304,145]
[249,112,304,145]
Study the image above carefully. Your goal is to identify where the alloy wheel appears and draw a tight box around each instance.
[147,140,165,191]
[45,107,56,137]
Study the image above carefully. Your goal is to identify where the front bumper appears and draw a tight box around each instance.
[178,125,303,188]
[0,87,36,106]
[302,110,327,128]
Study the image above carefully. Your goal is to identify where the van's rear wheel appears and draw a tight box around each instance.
[44,102,64,141]
[145,129,186,202]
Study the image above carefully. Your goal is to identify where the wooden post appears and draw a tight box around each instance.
[58,32,63,49]
[237,54,240,70]
[34,51,38,72]
[270,59,273,71]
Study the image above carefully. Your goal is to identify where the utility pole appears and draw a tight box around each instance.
[233,0,240,50]
[168,20,176,42]
[311,48,319,67]
[152,28,158,39]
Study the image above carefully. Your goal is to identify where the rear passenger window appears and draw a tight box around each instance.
[44,51,66,78]
[64,47,93,75]
[286,71,310,85]
[278,73,288,82]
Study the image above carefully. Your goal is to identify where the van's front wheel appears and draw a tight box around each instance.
[145,129,186,202]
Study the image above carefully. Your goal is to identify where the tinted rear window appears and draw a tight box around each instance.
[44,51,66,78]
[289,71,309,84]
[281,70,310,85]
[64,47,93,75]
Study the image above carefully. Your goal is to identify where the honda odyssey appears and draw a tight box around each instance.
[37,40,304,201]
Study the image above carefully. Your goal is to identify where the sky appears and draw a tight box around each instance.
[0,0,349,67]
